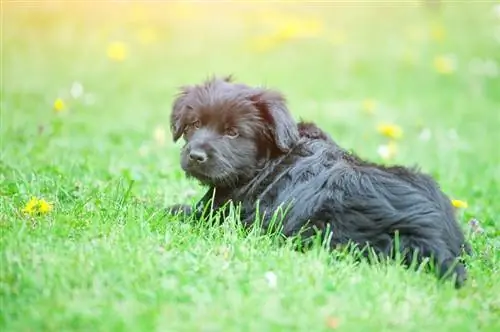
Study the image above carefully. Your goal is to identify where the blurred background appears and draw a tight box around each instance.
[2,0,500,211]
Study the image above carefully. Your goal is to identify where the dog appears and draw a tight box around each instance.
[167,76,471,288]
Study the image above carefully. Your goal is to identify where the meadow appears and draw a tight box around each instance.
[1,1,500,331]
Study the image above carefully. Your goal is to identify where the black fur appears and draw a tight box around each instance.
[167,76,471,288]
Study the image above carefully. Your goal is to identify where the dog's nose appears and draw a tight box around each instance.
[188,149,208,163]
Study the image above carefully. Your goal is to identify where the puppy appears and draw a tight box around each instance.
[167,76,470,288]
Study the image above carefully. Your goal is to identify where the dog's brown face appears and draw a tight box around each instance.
[170,76,300,188]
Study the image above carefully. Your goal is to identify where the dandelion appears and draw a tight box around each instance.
[361,99,377,115]
[53,98,66,113]
[130,4,149,22]
[249,35,279,53]
[136,27,158,45]
[430,22,446,42]
[107,41,127,61]
[433,55,457,75]
[22,197,53,215]
[376,123,403,140]
[38,200,53,214]
[275,17,324,41]
[451,199,468,209]
[377,141,398,160]
[249,16,324,52]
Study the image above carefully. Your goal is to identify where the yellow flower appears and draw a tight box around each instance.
[38,200,53,213]
[328,29,346,46]
[22,197,53,215]
[153,126,166,146]
[362,99,378,114]
[430,23,446,42]
[451,199,468,209]
[53,98,66,112]
[130,4,149,22]
[377,141,398,161]
[249,35,281,53]
[247,14,324,53]
[22,197,39,214]
[107,42,127,61]
[275,17,324,41]
[376,123,403,140]
[433,55,456,74]
[136,27,158,44]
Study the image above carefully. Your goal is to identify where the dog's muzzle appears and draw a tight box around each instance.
[188,148,208,164]
[185,139,213,168]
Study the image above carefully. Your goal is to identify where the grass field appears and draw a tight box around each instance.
[1,1,500,331]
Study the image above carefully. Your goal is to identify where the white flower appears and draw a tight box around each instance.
[468,58,499,77]
[70,81,84,99]
[264,271,278,288]
[448,129,459,141]
[495,26,500,43]
[493,4,500,19]
[377,141,397,160]
[418,128,432,142]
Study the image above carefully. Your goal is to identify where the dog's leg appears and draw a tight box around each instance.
[317,221,467,288]
[165,188,217,220]
[390,234,467,288]
[315,162,469,288]
[166,203,195,216]
[165,187,242,225]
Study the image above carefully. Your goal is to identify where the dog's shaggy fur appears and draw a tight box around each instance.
[167,76,471,288]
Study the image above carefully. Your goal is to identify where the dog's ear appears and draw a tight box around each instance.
[222,74,235,82]
[170,86,191,142]
[249,89,299,152]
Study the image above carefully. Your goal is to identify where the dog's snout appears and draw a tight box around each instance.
[188,149,208,163]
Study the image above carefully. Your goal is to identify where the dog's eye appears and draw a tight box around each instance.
[192,120,201,129]
[225,128,239,139]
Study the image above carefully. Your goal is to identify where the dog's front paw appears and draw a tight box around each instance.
[165,204,193,216]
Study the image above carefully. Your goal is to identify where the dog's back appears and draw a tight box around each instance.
[296,121,471,257]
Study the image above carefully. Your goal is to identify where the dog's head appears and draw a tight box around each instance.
[170,76,300,188]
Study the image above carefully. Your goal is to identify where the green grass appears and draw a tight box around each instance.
[1,2,500,331]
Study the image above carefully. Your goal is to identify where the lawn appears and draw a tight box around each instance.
[1,1,500,331]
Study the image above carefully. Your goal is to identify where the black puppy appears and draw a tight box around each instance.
[167,76,470,288]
